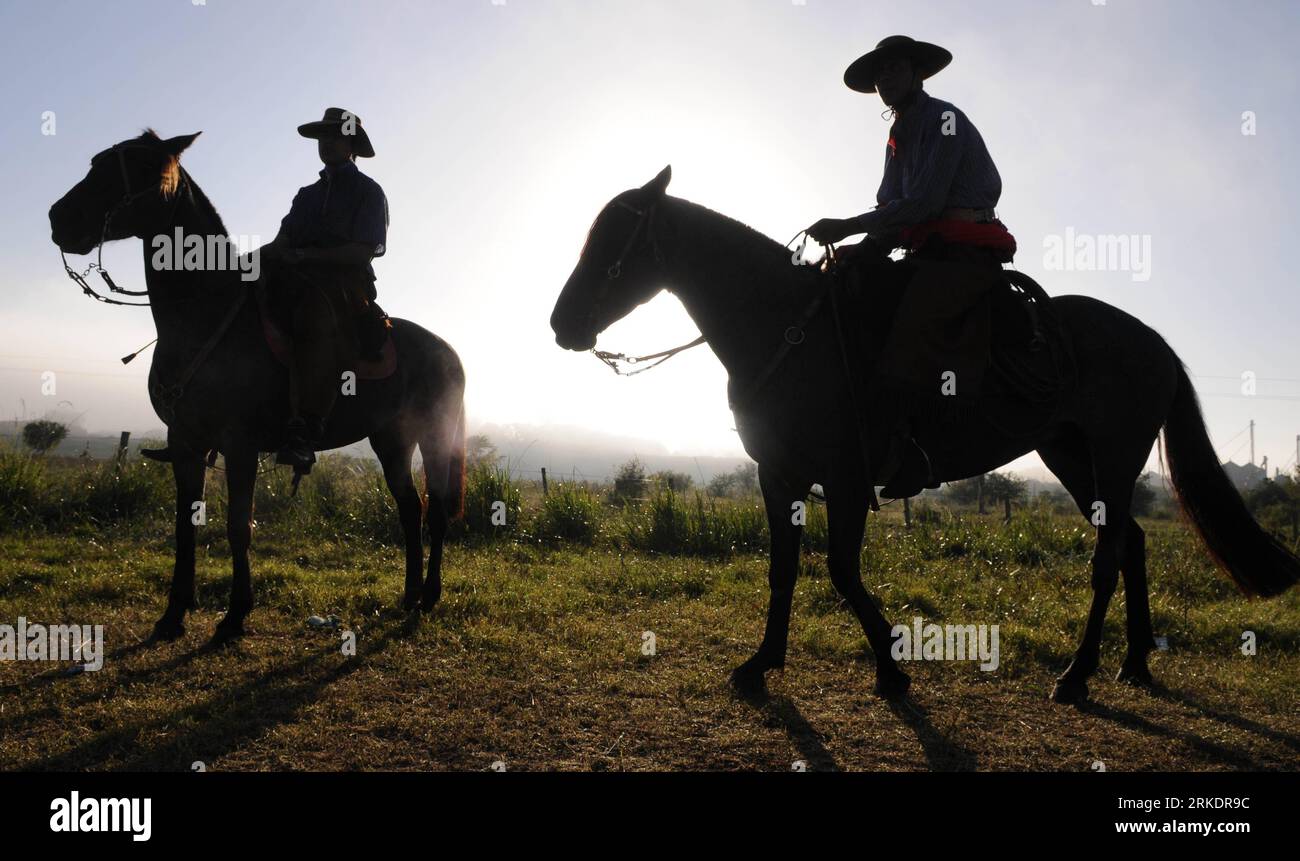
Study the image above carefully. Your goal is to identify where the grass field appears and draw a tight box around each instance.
[1,451,1298,771]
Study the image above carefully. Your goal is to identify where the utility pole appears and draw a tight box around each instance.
[1249,419,1255,466]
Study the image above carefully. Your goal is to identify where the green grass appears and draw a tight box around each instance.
[0,450,1297,771]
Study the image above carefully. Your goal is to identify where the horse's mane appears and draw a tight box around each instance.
[671,197,792,265]
[136,129,229,236]
[668,196,820,295]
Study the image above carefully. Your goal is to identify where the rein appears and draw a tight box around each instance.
[60,144,188,307]
[593,335,707,376]
[589,220,839,396]
[727,231,837,408]
[589,198,708,375]
[58,143,249,416]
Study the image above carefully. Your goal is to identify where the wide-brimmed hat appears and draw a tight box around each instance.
[843,35,953,94]
[297,107,375,158]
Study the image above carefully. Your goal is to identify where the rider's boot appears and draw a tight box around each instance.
[877,418,939,499]
[275,414,324,474]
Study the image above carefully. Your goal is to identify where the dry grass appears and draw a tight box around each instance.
[1,510,1297,772]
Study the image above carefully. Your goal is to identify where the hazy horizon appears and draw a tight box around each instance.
[4,0,1300,475]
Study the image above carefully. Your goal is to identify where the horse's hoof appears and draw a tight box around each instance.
[874,669,912,699]
[211,618,245,645]
[1115,663,1154,687]
[420,590,440,614]
[401,592,421,613]
[1050,678,1088,705]
[149,619,186,643]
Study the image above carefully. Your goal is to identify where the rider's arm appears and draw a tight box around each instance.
[298,242,377,265]
[349,182,388,260]
[852,111,965,237]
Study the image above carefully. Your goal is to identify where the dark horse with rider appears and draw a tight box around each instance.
[50,108,466,644]
[48,36,1298,707]
[551,36,1300,705]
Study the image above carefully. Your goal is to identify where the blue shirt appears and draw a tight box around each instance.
[279,160,388,279]
[857,90,1002,239]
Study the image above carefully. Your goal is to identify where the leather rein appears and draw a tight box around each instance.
[589,199,707,375]
[58,144,249,416]
[590,206,836,412]
[61,144,188,307]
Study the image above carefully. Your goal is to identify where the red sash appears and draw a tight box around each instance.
[899,219,1017,262]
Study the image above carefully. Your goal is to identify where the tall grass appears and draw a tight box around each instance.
[456,461,523,540]
[534,481,603,544]
[623,488,767,556]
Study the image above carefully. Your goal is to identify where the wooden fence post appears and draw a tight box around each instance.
[541,467,548,496]
[116,431,130,464]
[903,495,911,528]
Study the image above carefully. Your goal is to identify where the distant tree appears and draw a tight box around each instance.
[1244,479,1299,540]
[733,462,758,494]
[613,457,647,501]
[651,470,693,493]
[983,472,1027,520]
[22,419,68,455]
[706,472,736,497]
[707,463,759,498]
[1131,474,1157,517]
[466,434,498,468]
[944,476,984,506]
[983,471,1027,505]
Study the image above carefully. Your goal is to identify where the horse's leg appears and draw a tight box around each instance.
[1115,517,1157,686]
[213,450,257,642]
[151,452,207,642]
[730,465,805,696]
[421,480,447,613]
[374,430,423,612]
[417,402,465,612]
[825,478,910,698]
[1048,448,1135,705]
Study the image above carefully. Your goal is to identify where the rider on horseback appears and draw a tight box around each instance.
[806,36,1015,499]
[142,108,388,471]
[262,107,389,471]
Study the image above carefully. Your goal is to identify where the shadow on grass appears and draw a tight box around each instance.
[885,695,980,772]
[1081,691,1292,770]
[15,609,424,771]
[1147,684,1300,758]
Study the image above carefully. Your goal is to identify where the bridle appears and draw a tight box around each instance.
[60,143,188,308]
[589,206,838,405]
[589,197,707,375]
[56,142,249,419]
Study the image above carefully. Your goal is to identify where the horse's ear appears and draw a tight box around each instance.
[161,132,201,157]
[641,164,672,200]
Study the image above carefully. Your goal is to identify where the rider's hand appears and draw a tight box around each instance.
[806,217,857,245]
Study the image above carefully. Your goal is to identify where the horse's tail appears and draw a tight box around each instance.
[1163,361,1299,597]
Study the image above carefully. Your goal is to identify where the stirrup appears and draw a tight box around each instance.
[879,438,938,499]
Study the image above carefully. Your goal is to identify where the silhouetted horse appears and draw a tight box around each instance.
[550,166,1299,704]
[50,131,465,642]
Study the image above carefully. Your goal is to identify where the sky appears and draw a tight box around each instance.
[2,0,1299,476]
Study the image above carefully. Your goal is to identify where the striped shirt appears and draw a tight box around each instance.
[856,90,1002,239]
[280,160,388,280]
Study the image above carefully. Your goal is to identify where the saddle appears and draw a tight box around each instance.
[255,267,398,381]
[834,252,1070,435]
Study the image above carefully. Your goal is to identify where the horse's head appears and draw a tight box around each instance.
[550,165,673,351]
[49,130,200,256]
